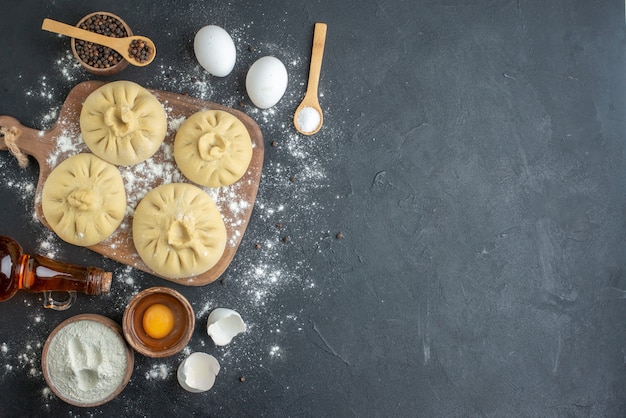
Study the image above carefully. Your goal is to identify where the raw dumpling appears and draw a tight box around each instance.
[174,110,252,187]
[132,183,227,279]
[42,153,126,246]
[80,80,167,166]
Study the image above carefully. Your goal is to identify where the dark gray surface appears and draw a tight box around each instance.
[0,0,625,416]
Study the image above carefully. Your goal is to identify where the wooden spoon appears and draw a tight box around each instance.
[42,18,156,66]
[293,23,327,136]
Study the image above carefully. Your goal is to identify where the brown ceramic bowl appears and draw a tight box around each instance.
[70,11,133,76]
[123,287,195,358]
[41,314,134,407]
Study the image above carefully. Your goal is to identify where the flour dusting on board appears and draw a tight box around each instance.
[38,108,257,249]
[0,18,339,402]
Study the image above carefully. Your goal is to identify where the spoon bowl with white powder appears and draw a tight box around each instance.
[293,23,327,135]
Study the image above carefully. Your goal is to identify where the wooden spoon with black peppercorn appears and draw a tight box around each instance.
[42,18,156,66]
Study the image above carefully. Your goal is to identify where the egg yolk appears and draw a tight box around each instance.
[142,303,175,339]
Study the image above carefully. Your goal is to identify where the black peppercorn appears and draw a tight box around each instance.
[128,39,154,63]
[75,14,128,69]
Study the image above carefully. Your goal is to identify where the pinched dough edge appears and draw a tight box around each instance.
[132,183,227,279]
[42,153,126,246]
[174,110,252,187]
[80,80,167,166]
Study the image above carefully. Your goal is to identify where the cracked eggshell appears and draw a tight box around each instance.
[194,25,236,77]
[177,352,220,393]
[207,308,246,346]
[245,56,288,109]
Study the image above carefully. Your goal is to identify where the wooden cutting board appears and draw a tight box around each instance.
[0,81,264,286]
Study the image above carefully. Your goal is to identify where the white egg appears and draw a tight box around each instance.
[194,25,236,77]
[207,308,246,346]
[177,352,220,393]
[246,56,288,109]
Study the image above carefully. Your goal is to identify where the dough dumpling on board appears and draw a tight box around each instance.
[42,153,126,246]
[174,110,252,187]
[80,80,167,166]
[132,183,227,279]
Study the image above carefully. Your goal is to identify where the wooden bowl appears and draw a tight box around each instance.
[123,287,195,358]
[70,12,133,76]
[41,314,134,407]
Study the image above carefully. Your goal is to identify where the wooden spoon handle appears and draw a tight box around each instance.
[42,18,125,52]
[305,23,327,97]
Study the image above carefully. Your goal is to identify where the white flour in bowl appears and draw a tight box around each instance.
[45,319,127,404]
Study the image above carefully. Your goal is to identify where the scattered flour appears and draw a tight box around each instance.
[269,345,282,357]
[0,17,340,405]
[37,230,63,259]
[145,363,171,381]
[168,116,186,132]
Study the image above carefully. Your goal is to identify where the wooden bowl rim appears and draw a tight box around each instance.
[122,286,195,358]
[41,313,134,407]
[70,11,133,76]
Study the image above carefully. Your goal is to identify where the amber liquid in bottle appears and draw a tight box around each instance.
[0,236,111,302]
